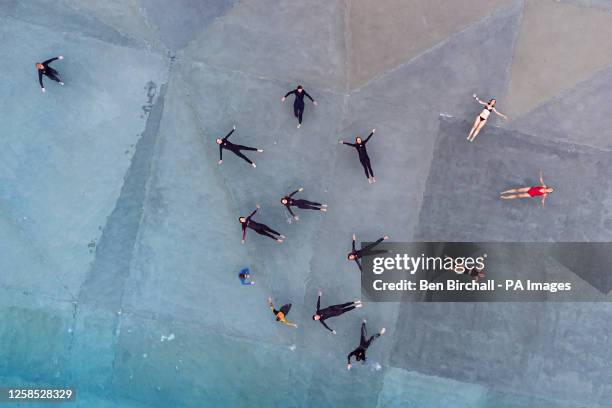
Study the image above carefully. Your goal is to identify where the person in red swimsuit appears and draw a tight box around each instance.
[500,171,554,207]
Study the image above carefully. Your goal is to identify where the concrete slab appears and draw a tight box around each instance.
[0,0,138,48]
[510,65,612,151]
[415,117,612,242]
[182,0,348,92]
[505,0,612,118]
[390,302,612,407]
[347,0,514,89]
[0,17,168,298]
[140,0,238,51]
[63,0,163,50]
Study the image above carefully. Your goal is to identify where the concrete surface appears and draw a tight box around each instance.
[1,1,612,407]
[505,0,612,118]
[348,0,513,89]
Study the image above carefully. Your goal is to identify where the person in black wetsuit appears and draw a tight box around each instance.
[239,205,285,244]
[36,56,64,92]
[347,320,386,370]
[282,85,317,128]
[339,129,377,183]
[348,233,389,272]
[217,126,263,167]
[312,290,362,334]
[280,187,327,221]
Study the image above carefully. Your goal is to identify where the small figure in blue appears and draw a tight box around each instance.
[238,268,255,285]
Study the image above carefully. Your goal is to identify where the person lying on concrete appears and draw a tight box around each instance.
[37,55,64,92]
[468,95,507,142]
[312,290,362,334]
[240,205,285,244]
[347,320,385,370]
[348,233,389,272]
[280,187,327,220]
[339,129,378,183]
[217,126,263,167]
[500,171,554,208]
[238,268,255,285]
[268,297,297,328]
[282,85,317,128]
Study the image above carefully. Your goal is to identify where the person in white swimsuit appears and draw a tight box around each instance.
[467,95,508,142]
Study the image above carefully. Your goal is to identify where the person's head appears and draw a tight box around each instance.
[488,99,496,107]
[356,354,364,362]
[355,136,362,144]
[36,63,44,70]
[281,197,288,205]
[239,216,246,223]
[216,138,223,145]
[348,253,356,261]
[239,273,249,279]
[297,85,303,93]
[312,314,321,321]
[545,187,554,193]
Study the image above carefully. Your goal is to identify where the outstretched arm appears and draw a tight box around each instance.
[219,144,223,162]
[539,171,545,186]
[473,94,486,105]
[288,188,301,198]
[267,298,275,312]
[285,204,296,218]
[363,129,376,144]
[283,90,296,100]
[240,277,254,285]
[352,234,356,251]
[38,71,44,89]
[303,90,314,102]
[347,350,358,366]
[355,258,363,272]
[223,127,235,141]
[493,108,508,120]
[42,57,60,65]
[316,294,321,312]
[541,195,547,208]
[282,318,298,328]
[320,320,334,333]
[340,139,356,147]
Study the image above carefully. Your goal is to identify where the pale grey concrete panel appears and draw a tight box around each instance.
[505,0,612,118]
[63,0,163,50]
[182,0,348,92]
[0,17,168,298]
[347,0,514,89]
[140,0,237,50]
[510,65,612,151]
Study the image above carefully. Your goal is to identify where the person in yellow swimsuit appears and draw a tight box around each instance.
[268,298,298,328]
